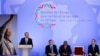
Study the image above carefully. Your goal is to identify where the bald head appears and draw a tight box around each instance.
[5,28,11,39]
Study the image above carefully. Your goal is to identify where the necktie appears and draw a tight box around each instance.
[25,39,28,44]
[51,46,53,53]
[92,45,95,51]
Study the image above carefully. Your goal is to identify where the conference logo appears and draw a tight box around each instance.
[34,3,56,28]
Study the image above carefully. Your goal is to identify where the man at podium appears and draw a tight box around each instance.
[19,32,33,47]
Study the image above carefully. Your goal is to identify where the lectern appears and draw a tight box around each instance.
[18,45,32,56]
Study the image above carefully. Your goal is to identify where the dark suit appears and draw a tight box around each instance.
[88,44,99,56]
[59,45,72,56]
[45,45,58,56]
[19,38,33,47]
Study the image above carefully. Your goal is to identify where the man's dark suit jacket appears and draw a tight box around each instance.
[45,45,58,56]
[19,38,33,47]
[59,45,72,56]
[88,44,99,56]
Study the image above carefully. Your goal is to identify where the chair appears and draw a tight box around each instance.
[73,46,85,56]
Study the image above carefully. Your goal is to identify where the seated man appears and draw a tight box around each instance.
[19,32,33,47]
[88,39,99,56]
[59,41,72,56]
[45,40,58,56]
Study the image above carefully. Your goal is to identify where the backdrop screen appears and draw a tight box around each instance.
[0,0,100,56]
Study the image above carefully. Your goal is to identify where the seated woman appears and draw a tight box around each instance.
[59,41,72,56]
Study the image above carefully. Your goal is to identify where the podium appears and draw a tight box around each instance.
[18,45,32,56]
